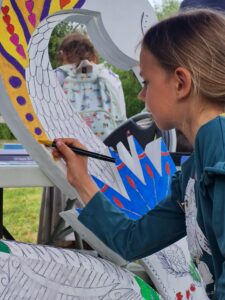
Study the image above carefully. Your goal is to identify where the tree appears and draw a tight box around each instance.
[155,0,180,20]
[112,68,145,118]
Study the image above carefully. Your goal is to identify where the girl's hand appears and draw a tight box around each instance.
[53,138,99,204]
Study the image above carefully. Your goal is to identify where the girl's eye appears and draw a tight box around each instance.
[142,80,149,86]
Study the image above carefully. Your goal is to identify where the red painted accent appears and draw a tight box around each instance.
[190,283,196,292]
[126,175,136,189]
[161,151,170,156]
[1,5,9,15]
[186,290,191,299]
[145,164,154,178]
[101,184,109,193]
[7,24,15,35]
[113,196,124,208]
[3,14,11,24]
[165,162,170,176]
[60,0,71,9]
[138,152,146,159]
[176,292,183,300]
[117,162,125,171]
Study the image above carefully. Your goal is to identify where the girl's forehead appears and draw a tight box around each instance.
[140,48,155,64]
[140,49,156,73]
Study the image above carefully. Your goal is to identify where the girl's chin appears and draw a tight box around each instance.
[155,121,175,132]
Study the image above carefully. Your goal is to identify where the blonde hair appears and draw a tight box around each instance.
[57,32,99,65]
[142,9,225,102]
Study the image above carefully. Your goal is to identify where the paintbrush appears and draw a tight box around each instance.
[39,140,115,163]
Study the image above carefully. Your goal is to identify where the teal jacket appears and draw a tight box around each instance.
[79,116,225,299]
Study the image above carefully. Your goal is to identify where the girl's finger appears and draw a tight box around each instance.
[55,139,78,162]
[55,138,87,151]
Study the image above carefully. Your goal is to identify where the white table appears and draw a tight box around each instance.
[0,164,53,188]
[0,163,53,239]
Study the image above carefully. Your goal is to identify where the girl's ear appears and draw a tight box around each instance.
[174,67,192,100]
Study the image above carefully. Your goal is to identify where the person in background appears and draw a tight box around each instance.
[37,32,126,246]
[55,32,99,86]
[55,32,126,131]
[53,9,225,299]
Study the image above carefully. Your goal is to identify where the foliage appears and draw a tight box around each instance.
[3,188,42,242]
[155,0,180,20]
[0,123,15,140]
[112,68,144,118]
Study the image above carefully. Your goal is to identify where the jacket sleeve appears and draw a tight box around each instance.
[204,163,225,299]
[78,172,186,261]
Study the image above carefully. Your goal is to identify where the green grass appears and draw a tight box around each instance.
[3,187,42,243]
[0,140,42,243]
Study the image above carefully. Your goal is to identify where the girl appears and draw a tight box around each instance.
[53,9,225,299]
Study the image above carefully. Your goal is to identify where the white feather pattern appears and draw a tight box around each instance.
[184,178,213,285]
